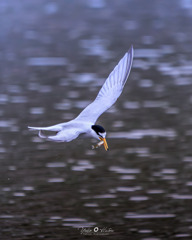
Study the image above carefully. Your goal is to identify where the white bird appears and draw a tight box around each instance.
[28,46,134,151]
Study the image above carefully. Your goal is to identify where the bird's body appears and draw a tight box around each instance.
[28,46,134,151]
[32,120,93,142]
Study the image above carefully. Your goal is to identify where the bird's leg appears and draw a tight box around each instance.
[92,140,104,149]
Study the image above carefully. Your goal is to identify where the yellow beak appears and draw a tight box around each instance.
[99,137,109,151]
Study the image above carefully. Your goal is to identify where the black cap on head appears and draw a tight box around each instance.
[91,125,105,134]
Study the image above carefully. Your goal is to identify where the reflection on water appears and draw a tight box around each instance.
[125,213,176,219]
[1,0,192,239]
[109,129,177,139]
[26,57,68,66]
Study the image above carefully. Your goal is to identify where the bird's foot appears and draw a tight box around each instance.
[91,140,104,150]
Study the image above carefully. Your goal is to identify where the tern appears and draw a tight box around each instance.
[28,46,134,151]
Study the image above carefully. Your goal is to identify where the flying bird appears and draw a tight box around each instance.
[28,46,134,151]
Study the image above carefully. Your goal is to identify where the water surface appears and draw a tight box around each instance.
[1,0,192,239]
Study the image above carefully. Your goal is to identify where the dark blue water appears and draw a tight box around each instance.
[1,0,192,239]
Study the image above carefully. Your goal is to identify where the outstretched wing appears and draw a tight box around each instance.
[75,46,134,123]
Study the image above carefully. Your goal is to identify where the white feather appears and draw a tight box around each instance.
[28,46,134,142]
[75,46,134,123]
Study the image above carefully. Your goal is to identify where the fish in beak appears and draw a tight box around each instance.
[99,137,109,151]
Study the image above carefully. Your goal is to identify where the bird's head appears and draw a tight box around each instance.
[91,125,108,151]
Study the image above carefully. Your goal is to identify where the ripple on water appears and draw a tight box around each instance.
[62,218,96,228]
[109,166,141,174]
[138,229,153,234]
[63,218,86,222]
[174,233,191,238]
[75,101,90,109]
[133,59,151,70]
[48,216,63,222]
[0,94,8,103]
[22,186,34,191]
[143,100,168,108]
[38,85,52,93]
[63,222,96,228]
[79,38,111,58]
[183,156,192,162]
[7,85,22,93]
[8,166,16,171]
[165,167,178,173]
[161,45,175,54]
[84,203,99,207]
[71,160,95,171]
[147,189,165,194]
[175,77,192,86]
[161,175,177,181]
[31,137,43,143]
[85,150,96,156]
[26,57,68,66]
[126,147,150,157]
[186,182,192,186]
[129,196,149,201]
[116,186,142,192]
[119,175,136,180]
[54,101,72,110]
[169,194,192,200]
[27,82,40,91]
[123,101,140,109]
[135,48,162,59]
[67,90,79,99]
[0,120,16,128]
[29,107,45,115]
[161,168,177,174]
[165,107,179,115]
[112,121,124,128]
[62,113,75,120]
[109,129,177,140]
[153,169,177,181]
[86,0,106,8]
[157,62,177,76]
[71,165,95,171]
[93,194,116,199]
[46,162,66,168]
[37,144,49,150]
[0,215,14,219]
[139,79,154,88]
[0,148,7,153]
[141,238,161,240]
[125,213,176,219]
[11,96,27,103]
[13,192,26,197]
[48,178,65,183]
[2,187,11,192]
[72,73,97,84]
[78,160,92,165]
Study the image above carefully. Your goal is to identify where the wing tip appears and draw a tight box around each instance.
[126,45,134,69]
[28,126,39,131]
[127,45,134,59]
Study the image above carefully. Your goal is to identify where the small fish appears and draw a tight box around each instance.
[92,140,104,149]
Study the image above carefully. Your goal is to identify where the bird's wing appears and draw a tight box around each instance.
[46,128,83,142]
[28,121,73,132]
[75,46,134,124]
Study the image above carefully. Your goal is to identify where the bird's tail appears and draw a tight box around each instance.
[28,126,62,141]
[28,125,62,131]
[38,130,47,139]
[38,130,63,141]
